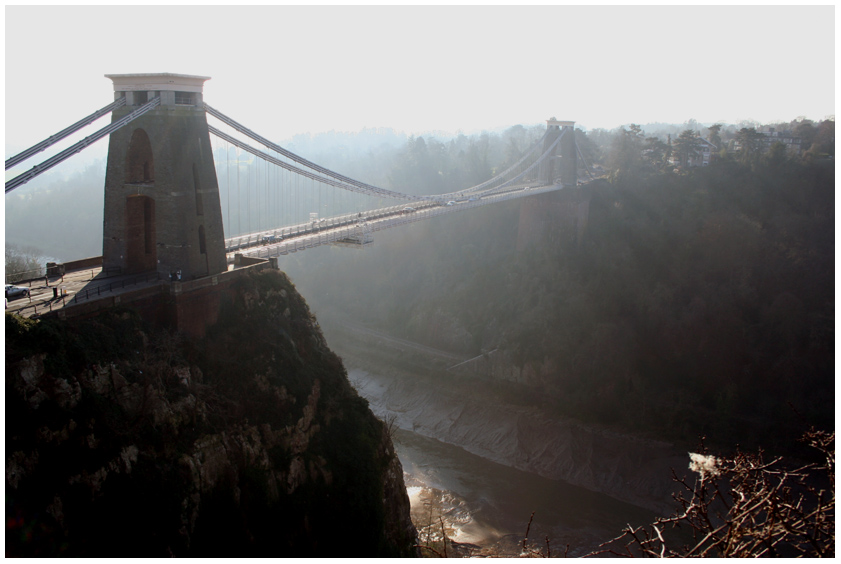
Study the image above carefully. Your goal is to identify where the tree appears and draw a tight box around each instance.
[388,136,445,195]
[805,118,835,159]
[607,125,646,180]
[765,141,788,167]
[500,124,529,169]
[706,123,723,150]
[735,127,766,166]
[793,119,816,152]
[5,244,48,283]
[574,129,601,175]
[643,136,670,170]
[672,129,702,168]
[464,134,491,186]
[590,430,834,557]
[503,135,523,169]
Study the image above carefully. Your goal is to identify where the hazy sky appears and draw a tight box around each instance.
[4,4,836,151]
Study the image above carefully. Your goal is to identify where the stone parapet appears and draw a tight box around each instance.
[49,260,276,339]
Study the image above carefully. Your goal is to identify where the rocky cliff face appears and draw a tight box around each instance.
[5,270,416,557]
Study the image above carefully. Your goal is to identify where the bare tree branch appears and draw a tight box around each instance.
[585,430,834,558]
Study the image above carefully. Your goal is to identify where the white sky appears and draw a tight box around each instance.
[4,4,836,151]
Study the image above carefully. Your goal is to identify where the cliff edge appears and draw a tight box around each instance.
[5,269,416,557]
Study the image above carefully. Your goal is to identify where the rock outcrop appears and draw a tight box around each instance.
[5,270,416,557]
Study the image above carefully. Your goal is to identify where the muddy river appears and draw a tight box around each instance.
[348,368,659,557]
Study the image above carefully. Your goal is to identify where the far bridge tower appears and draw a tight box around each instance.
[518,118,589,250]
[102,73,226,280]
[538,118,576,186]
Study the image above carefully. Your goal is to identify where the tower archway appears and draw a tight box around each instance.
[125,194,156,273]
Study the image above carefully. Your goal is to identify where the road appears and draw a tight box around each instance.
[225,182,563,261]
[5,267,162,318]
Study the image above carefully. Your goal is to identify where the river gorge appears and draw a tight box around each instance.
[322,320,691,557]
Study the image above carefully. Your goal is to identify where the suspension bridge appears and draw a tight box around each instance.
[6,73,589,284]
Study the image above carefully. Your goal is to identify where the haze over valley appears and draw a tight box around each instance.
[5,4,834,558]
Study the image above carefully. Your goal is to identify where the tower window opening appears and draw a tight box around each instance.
[144,198,154,254]
[198,225,207,255]
[193,163,203,216]
[134,91,148,105]
[175,91,195,105]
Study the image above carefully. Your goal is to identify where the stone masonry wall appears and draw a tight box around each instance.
[103,106,226,281]
[516,187,591,251]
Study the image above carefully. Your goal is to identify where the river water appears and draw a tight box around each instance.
[347,368,658,557]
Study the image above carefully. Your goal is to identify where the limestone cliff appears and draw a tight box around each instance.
[5,270,416,557]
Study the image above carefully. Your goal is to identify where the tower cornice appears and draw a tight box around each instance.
[106,73,211,93]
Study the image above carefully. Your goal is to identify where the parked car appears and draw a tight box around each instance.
[446,201,456,206]
[5,284,29,298]
[402,207,416,214]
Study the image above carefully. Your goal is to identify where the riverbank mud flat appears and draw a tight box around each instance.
[322,321,687,518]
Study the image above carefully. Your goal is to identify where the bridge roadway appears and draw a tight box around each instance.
[225,182,563,262]
[5,267,162,319]
[5,183,568,319]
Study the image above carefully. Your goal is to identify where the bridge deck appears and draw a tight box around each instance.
[227,183,563,261]
[5,267,165,318]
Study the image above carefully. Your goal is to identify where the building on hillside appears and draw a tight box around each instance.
[689,137,717,167]
[760,127,802,154]
[730,127,802,156]
[669,136,718,167]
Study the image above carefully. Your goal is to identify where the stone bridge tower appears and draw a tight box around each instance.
[538,118,576,186]
[519,118,589,250]
[102,73,226,280]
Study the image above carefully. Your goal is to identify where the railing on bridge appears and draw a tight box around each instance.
[67,271,163,305]
[8,270,162,318]
[229,181,563,261]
